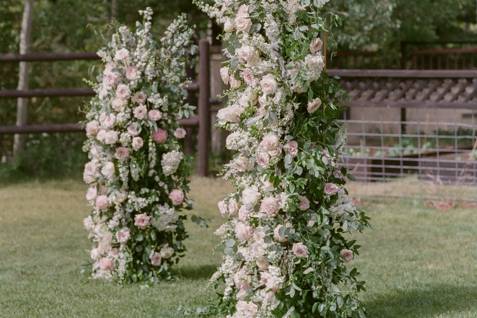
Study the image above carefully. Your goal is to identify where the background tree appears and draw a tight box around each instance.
[13,0,34,159]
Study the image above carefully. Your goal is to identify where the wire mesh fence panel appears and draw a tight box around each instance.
[340,118,477,202]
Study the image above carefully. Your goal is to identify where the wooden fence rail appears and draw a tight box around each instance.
[0,40,211,176]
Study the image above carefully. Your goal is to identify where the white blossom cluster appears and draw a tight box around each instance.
[83,8,195,282]
[197,0,368,317]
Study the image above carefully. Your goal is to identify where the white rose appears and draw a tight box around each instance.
[223,18,234,32]
[305,54,325,80]
[310,38,323,54]
[217,104,244,123]
[307,97,322,114]
[230,76,241,89]
[161,150,183,176]
[160,245,175,259]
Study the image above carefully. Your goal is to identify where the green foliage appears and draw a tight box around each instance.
[328,0,477,65]
[0,133,86,182]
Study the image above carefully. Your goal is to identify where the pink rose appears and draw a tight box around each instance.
[273,225,287,243]
[125,66,139,80]
[324,183,340,195]
[228,199,239,215]
[260,134,280,153]
[114,48,129,61]
[260,74,278,95]
[127,123,141,136]
[115,147,130,160]
[284,140,298,157]
[174,128,187,139]
[85,121,99,137]
[116,84,130,100]
[256,151,270,167]
[103,71,119,87]
[132,137,144,151]
[153,129,168,144]
[259,196,280,216]
[340,249,354,262]
[235,5,252,33]
[218,200,228,217]
[292,242,309,258]
[241,69,256,86]
[236,45,259,65]
[134,213,151,229]
[149,252,162,266]
[235,222,253,241]
[169,189,184,206]
[95,195,109,210]
[132,91,147,104]
[148,110,162,121]
[98,257,113,271]
[236,301,258,317]
[111,97,127,111]
[133,105,147,120]
[298,196,310,211]
[104,131,119,145]
[116,228,130,243]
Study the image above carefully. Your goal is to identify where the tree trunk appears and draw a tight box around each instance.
[111,0,118,21]
[13,0,34,159]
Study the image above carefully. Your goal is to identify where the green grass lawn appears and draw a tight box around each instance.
[0,178,476,318]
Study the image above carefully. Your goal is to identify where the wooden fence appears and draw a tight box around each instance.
[0,39,212,177]
[2,40,477,179]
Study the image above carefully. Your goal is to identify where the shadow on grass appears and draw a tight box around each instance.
[366,284,477,318]
[175,264,217,281]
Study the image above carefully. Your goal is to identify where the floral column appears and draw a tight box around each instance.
[83,9,195,283]
[197,0,369,316]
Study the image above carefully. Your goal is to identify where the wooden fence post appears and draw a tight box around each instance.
[198,39,210,177]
